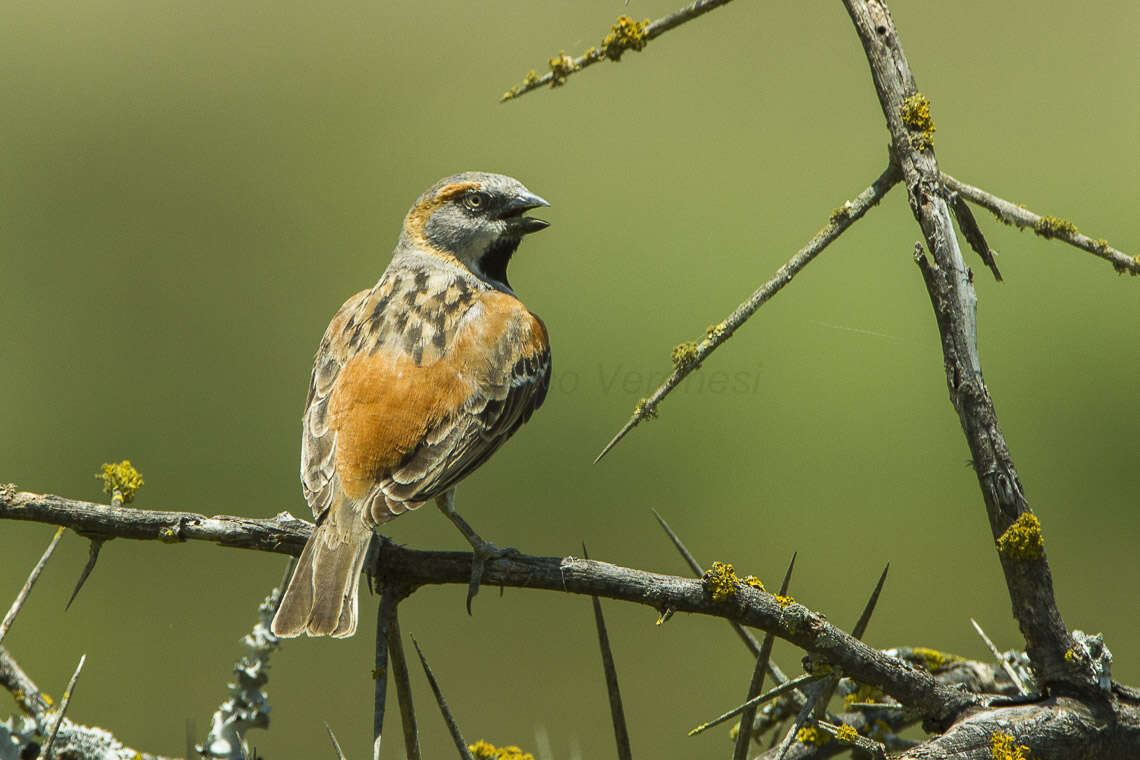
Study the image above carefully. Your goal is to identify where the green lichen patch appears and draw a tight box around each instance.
[1033,215,1078,240]
[96,460,144,504]
[997,512,1044,560]
[601,15,650,61]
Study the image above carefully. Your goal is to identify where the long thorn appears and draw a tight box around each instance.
[374,593,399,760]
[43,653,86,759]
[731,553,796,760]
[583,544,632,760]
[0,526,65,647]
[388,612,421,760]
[810,563,891,724]
[412,637,474,760]
[65,537,105,611]
[852,563,889,640]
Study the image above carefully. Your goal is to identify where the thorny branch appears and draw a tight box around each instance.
[941,172,1139,275]
[500,0,739,102]
[3,0,1137,756]
[0,486,978,729]
[594,164,901,462]
[841,0,1087,695]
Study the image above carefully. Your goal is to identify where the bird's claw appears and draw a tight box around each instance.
[465,542,519,614]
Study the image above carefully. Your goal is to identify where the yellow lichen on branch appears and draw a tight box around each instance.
[547,52,579,87]
[601,15,650,61]
[701,561,765,602]
[996,512,1044,560]
[1033,215,1078,240]
[796,724,829,746]
[469,741,534,760]
[500,14,651,101]
[900,93,936,151]
[95,460,144,505]
[834,723,859,744]
[990,731,1032,760]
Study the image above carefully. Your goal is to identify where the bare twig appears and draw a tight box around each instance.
[0,488,310,556]
[816,719,887,759]
[0,526,65,647]
[971,617,1030,696]
[501,0,740,101]
[43,653,86,760]
[325,722,348,760]
[595,165,901,463]
[689,673,823,737]
[942,173,1139,275]
[771,682,821,760]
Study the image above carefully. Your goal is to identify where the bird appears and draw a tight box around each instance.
[271,172,552,639]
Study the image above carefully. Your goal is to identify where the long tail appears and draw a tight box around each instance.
[272,515,373,638]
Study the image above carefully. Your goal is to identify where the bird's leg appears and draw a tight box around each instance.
[435,489,517,613]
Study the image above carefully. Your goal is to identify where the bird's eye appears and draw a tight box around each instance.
[463,192,488,211]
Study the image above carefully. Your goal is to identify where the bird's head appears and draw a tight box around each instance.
[400,172,550,291]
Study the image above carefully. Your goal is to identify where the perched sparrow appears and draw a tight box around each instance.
[272,172,551,638]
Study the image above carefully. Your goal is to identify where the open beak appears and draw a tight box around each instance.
[501,191,551,235]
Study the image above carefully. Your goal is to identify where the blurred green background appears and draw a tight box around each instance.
[2,0,1137,757]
